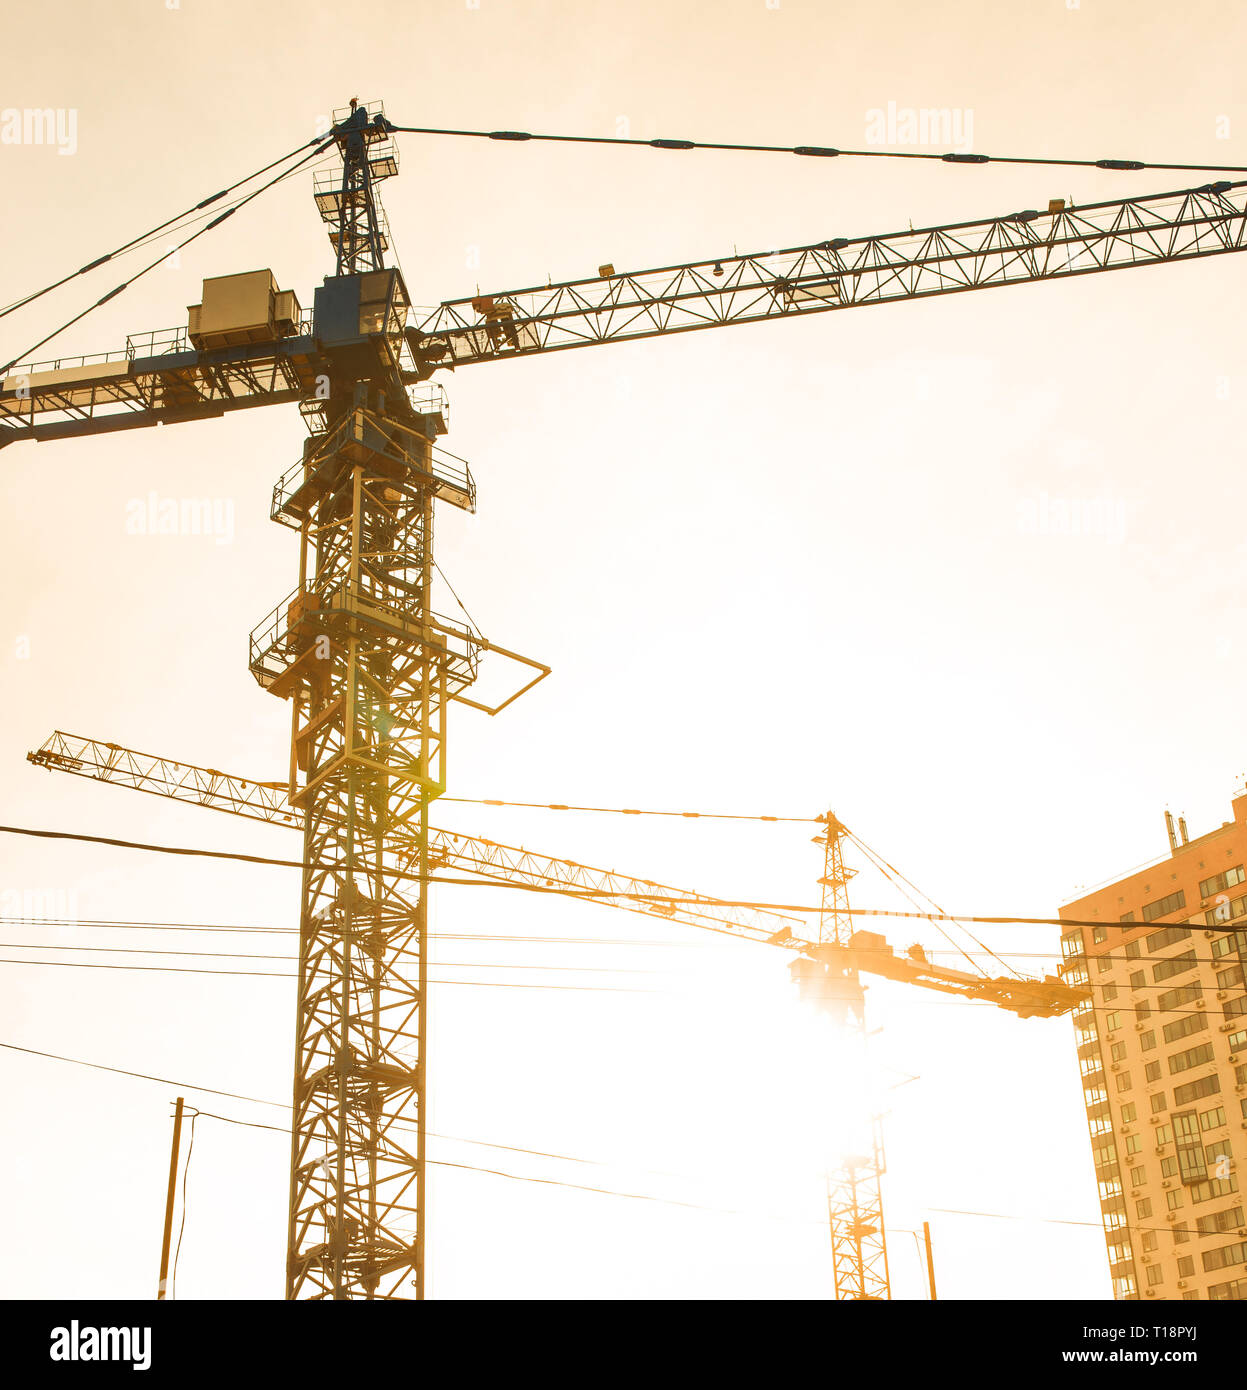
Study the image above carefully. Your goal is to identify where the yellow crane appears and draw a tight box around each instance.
[30,729,1083,1299]
[6,100,1239,1297]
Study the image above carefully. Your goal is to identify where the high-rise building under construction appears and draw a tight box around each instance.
[1060,793,1247,1301]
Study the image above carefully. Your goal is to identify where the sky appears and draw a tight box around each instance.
[1,0,1246,1300]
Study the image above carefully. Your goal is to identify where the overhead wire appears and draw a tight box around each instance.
[3,914,1240,972]
[0,939,665,973]
[0,821,1236,935]
[2,1041,1186,1243]
[436,797,815,822]
[0,1041,822,1224]
[0,957,659,992]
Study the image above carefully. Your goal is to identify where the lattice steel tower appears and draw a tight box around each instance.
[250,103,483,1299]
[813,812,891,1301]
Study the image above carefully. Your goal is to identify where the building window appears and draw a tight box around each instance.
[1217,964,1245,992]
[1130,970,1145,990]
[1174,1111,1208,1184]
[1103,982,1119,999]
[1111,1042,1127,1062]
[1211,931,1247,961]
[1202,1240,1247,1273]
[1106,1011,1122,1031]
[1167,1188,1185,1211]
[1199,866,1245,899]
[1126,939,1141,960]
[1143,895,1188,926]
[1195,1204,1243,1236]
[1163,1013,1208,1045]
[1153,950,1197,983]
[1151,1093,1168,1114]
[1094,925,1108,944]
[1140,1031,1156,1051]
[1200,1106,1227,1131]
[1121,1104,1138,1126]
[1174,1074,1221,1107]
[1129,1165,1146,1186]
[1142,1230,1158,1252]
[1145,1061,1162,1082]
[1146,1264,1165,1286]
[1204,1144,1232,1173]
[1136,1198,1152,1218]
[1188,1174,1239,1204]
[1208,1278,1247,1300]
[1169,1042,1216,1075]
[1157,982,1202,1013]
[1116,1073,1132,1092]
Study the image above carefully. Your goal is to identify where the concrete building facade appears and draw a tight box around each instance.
[1060,793,1247,1301]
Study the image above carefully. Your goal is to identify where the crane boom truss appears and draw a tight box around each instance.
[415,180,1247,367]
[4,180,1246,448]
[26,730,1088,1017]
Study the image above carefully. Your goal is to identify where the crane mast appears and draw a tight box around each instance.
[248,105,481,1300]
[13,105,1197,1298]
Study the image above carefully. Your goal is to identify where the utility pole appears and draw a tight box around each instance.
[923,1220,938,1300]
[157,1097,185,1300]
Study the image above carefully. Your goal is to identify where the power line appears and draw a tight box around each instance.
[0,939,665,973]
[437,797,814,822]
[0,1040,823,1223]
[0,823,1234,935]
[6,912,1235,968]
[0,1040,1167,1241]
[0,957,659,992]
[0,916,716,947]
[389,123,1247,175]
[0,823,302,867]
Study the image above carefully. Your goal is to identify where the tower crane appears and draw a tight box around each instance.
[28,728,1083,1300]
[4,100,1242,1299]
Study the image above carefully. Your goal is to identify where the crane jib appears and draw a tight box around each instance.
[2,179,1245,448]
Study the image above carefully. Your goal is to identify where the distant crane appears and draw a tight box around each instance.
[30,730,1083,1299]
[6,100,1244,1297]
